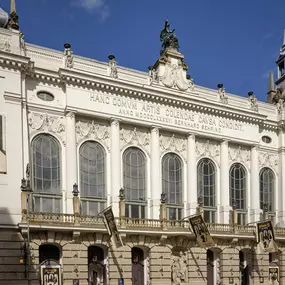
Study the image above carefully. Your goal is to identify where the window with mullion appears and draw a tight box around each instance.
[260,167,275,213]
[32,134,62,213]
[230,163,247,224]
[79,141,106,216]
[197,158,216,223]
[162,153,183,220]
[123,147,146,218]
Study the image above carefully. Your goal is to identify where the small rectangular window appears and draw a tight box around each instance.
[0,115,7,174]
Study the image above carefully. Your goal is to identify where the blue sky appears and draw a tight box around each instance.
[2,0,285,101]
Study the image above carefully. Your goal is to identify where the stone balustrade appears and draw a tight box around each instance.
[25,212,284,239]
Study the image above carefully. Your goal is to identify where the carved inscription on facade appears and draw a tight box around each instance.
[75,120,110,150]
[28,112,66,145]
[89,92,246,136]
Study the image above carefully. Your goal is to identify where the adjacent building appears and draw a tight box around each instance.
[1,1,285,285]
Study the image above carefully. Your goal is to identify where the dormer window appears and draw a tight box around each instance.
[37,91,55,102]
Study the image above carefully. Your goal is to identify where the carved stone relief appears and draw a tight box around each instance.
[160,134,186,161]
[258,151,278,173]
[196,139,220,166]
[0,34,11,52]
[75,120,110,151]
[28,112,66,145]
[228,145,250,170]
[120,127,150,155]
[171,250,188,285]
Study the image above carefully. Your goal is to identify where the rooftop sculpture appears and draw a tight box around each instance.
[160,20,179,55]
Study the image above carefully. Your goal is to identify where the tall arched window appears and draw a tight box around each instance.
[32,134,61,213]
[260,168,275,214]
[162,153,183,220]
[79,141,106,216]
[197,158,216,223]
[123,147,146,219]
[230,163,247,225]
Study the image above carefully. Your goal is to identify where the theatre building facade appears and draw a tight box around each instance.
[2,5,285,285]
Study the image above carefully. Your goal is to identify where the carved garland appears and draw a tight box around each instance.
[75,120,110,151]
[28,112,66,145]
[195,140,220,166]
[120,127,150,155]
[160,134,187,161]
[258,151,278,173]
[228,146,250,170]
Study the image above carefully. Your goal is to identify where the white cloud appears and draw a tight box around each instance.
[72,0,109,20]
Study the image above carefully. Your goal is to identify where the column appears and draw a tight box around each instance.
[110,118,121,217]
[150,126,160,219]
[187,133,197,216]
[219,140,231,223]
[250,145,261,222]
[278,128,285,224]
[65,111,77,214]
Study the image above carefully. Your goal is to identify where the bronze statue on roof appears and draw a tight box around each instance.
[160,20,179,55]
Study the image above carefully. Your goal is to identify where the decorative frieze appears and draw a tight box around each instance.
[28,112,66,145]
[120,127,150,155]
[196,139,220,165]
[258,151,278,173]
[160,134,186,161]
[75,120,110,151]
[228,145,250,169]
[0,34,11,53]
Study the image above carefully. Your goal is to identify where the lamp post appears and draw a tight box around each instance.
[20,170,33,285]
[197,195,204,218]
[263,202,269,221]
[232,200,238,225]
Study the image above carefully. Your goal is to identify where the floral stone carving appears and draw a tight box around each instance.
[228,145,250,169]
[28,112,66,145]
[196,140,220,165]
[171,251,188,285]
[160,134,186,160]
[75,120,110,150]
[120,127,150,154]
[258,151,278,173]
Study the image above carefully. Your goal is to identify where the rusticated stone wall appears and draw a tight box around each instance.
[1,230,285,285]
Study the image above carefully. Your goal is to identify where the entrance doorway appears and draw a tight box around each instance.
[132,247,144,285]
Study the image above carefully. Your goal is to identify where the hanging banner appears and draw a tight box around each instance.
[256,221,278,253]
[41,264,61,285]
[269,267,279,284]
[101,206,123,249]
[188,214,215,248]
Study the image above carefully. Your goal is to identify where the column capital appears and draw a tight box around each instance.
[110,117,121,126]
[187,132,197,139]
[221,139,230,145]
[66,111,76,119]
[150,125,161,133]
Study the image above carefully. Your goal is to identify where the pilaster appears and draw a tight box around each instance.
[250,145,261,222]
[150,126,160,219]
[278,127,285,224]
[219,140,231,223]
[187,133,197,215]
[110,118,121,217]
[65,111,77,214]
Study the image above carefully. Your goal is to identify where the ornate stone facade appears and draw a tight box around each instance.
[228,144,251,170]
[160,134,187,161]
[196,139,220,166]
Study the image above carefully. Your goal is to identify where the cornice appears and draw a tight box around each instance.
[59,68,267,125]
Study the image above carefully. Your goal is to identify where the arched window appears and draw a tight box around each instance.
[230,163,247,225]
[197,158,216,223]
[132,247,144,285]
[88,246,107,285]
[79,141,106,216]
[32,134,61,213]
[123,147,146,219]
[260,168,275,214]
[162,153,183,220]
[39,244,61,264]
